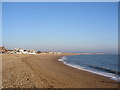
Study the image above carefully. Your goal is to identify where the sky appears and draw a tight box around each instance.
[1,0,120,2]
[0,1,2,46]
[2,2,118,53]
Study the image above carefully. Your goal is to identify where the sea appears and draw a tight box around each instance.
[58,54,120,82]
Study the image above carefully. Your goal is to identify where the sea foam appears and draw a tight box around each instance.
[58,56,120,82]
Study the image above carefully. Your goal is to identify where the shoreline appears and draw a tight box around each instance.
[58,55,119,82]
[2,54,119,88]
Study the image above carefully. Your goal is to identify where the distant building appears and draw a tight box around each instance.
[40,51,62,54]
[37,51,41,54]
[13,48,36,54]
[14,48,23,54]
[0,46,62,55]
[0,46,8,53]
[28,49,36,54]
[7,50,14,54]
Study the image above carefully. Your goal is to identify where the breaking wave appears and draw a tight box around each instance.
[58,56,120,82]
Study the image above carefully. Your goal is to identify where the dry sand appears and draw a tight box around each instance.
[0,55,2,89]
[2,54,119,88]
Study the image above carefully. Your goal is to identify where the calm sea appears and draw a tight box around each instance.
[59,54,120,82]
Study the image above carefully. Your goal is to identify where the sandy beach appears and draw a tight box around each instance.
[2,54,119,88]
[0,55,2,89]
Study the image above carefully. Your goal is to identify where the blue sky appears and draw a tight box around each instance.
[2,2,118,53]
[0,1,2,46]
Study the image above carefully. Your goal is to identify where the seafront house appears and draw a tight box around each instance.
[40,51,62,54]
[7,50,14,54]
[13,48,28,54]
[28,49,36,54]
[0,46,8,53]
[0,46,61,55]
[13,48,36,54]
[13,48,24,54]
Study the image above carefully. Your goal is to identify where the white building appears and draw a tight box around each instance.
[28,49,36,54]
[13,48,36,54]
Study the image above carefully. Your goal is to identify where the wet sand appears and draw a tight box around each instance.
[2,54,119,88]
